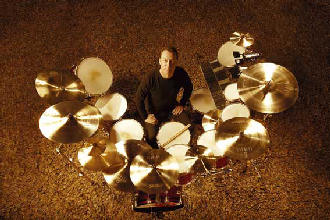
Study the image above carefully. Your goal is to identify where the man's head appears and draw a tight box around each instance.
[159,47,178,78]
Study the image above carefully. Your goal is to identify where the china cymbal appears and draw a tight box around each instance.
[35,70,85,104]
[130,149,179,194]
[39,101,102,143]
[215,117,269,160]
[202,109,222,132]
[230,32,255,47]
[103,140,152,192]
[238,63,299,113]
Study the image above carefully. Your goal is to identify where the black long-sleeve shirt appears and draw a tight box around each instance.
[135,66,193,120]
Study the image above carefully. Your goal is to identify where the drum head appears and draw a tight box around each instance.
[110,119,144,143]
[190,88,216,113]
[224,83,240,102]
[156,122,191,149]
[217,41,246,67]
[95,93,127,121]
[221,103,250,122]
[77,57,113,94]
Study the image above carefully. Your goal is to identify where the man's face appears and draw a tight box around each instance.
[159,50,177,78]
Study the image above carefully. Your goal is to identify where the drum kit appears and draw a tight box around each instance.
[35,32,299,216]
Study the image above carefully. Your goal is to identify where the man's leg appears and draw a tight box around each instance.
[144,122,159,149]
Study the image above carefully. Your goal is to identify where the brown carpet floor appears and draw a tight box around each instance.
[1,0,329,219]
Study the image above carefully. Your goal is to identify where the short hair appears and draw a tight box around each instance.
[160,46,178,60]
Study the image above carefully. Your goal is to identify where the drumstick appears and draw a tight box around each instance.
[160,124,191,149]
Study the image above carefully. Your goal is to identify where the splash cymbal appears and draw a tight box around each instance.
[130,149,179,194]
[39,101,102,143]
[35,70,85,104]
[230,32,255,48]
[238,63,299,113]
[215,117,269,160]
[103,140,152,192]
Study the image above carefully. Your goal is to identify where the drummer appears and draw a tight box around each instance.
[135,47,193,148]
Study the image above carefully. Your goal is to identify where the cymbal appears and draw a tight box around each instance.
[230,32,254,47]
[35,70,85,104]
[103,140,152,192]
[39,101,102,143]
[215,117,269,160]
[77,138,123,172]
[238,63,299,113]
[130,149,179,194]
[202,109,222,132]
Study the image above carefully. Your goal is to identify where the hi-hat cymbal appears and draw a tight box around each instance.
[35,70,85,104]
[202,109,222,132]
[103,140,152,192]
[77,138,124,172]
[230,32,255,48]
[130,149,179,194]
[238,63,299,113]
[39,101,102,143]
[215,117,269,160]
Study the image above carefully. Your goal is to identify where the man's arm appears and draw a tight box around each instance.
[179,70,193,106]
[135,74,151,120]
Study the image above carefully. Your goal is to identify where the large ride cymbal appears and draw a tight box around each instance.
[35,70,85,104]
[238,63,299,113]
[130,149,179,194]
[215,117,269,160]
[102,140,152,192]
[230,32,255,48]
[39,101,102,143]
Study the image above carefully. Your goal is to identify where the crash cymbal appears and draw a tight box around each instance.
[39,101,102,143]
[202,109,222,132]
[230,32,255,48]
[215,117,269,160]
[35,70,85,104]
[130,149,179,194]
[237,63,299,113]
[103,140,152,192]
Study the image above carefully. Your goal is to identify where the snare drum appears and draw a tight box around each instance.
[77,57,113,95]
[95,93,127,121]
[110,119,144,143]
[165,144,194,185]
[156,122,191,149]
[190,88,216,114]
[133,186,183,213]
[221,103,250,122]
[224,83,240,102]
[217,41,246,67]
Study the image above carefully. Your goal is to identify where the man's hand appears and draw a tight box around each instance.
[145,114,158,124]
[172,105,184,115]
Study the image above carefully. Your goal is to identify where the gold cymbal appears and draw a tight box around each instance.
[39,101,102,143]
[238,63,299,113]
[103,140,152,192]
[35,70,85,104]
[77,138,123,172]
[215,117,269,160]
[130,149,179,194]
[230,32,254,48]
[202,109,222,132]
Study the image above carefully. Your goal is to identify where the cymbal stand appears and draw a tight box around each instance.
[55,143,95,185]
[263,113,272,121]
